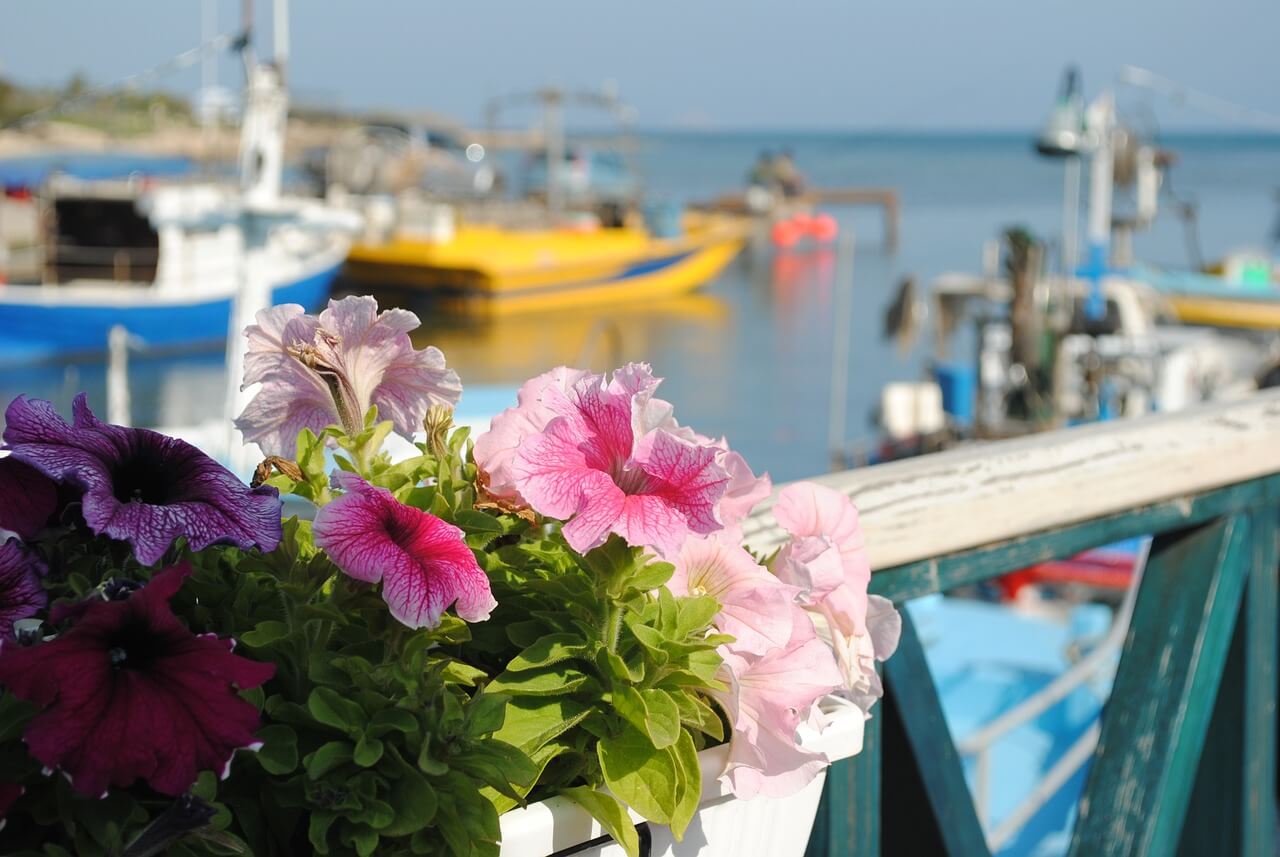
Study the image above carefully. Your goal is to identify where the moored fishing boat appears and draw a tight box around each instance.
[343,210,746,314]
[336,86,747,314]
[0,17,358,363]
[1134,255,1280,330]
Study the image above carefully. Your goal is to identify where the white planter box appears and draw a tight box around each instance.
[499,700,865,857]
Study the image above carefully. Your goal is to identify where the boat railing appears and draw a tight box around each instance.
[743,390,1280,856]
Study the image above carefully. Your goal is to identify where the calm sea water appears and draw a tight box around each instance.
[4,132,1279,481]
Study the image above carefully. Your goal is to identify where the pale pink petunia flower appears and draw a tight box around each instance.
[770,482,901,709]
[713,610,843,799]
[667,533,798,656]
[235,296,462,458]
[771,481,871,637]
[833,595,901,714]
[312,471,495,629]
[506,364,730,557]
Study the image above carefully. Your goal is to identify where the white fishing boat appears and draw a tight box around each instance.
[0,9,359,364]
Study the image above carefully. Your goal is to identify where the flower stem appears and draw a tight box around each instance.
[602,600,624,653]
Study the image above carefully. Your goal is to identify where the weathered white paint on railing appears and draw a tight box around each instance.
[741,389,1280,571]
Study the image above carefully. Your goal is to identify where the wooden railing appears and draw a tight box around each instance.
[743,389,1280,857]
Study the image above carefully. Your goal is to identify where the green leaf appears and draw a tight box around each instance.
[381,759,439,837]
[493,697,591,753]
[611,685,680,750]
[562,787,641,857]
[505,633,589,672]
[348,825,379,857]
[441,660,489,686]
[255,724,298,774]
[452,509,506,533]
[353,736,384,767]
[486,665,592,697]
[308,687,365,734]
[418,737,449,776]
[368,707,419,737]
[240,620,290,647]
[639,688,682,750]
[628,560,675,592]
[191,770,218,801]
[354,798,395,830]
[305,741,353,779]
[598,647,645,682]
[466,693,509,736]
[598,724,680,825]
[674,594,720,636]
[673,691,725,741]
[669,729,702,839]
[627,624,670,670]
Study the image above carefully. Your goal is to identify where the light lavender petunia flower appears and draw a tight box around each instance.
[234,296,462,458]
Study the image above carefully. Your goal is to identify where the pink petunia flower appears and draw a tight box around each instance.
[0,564,274,798]
[667,533,797,656]
[713,610,843,799]
[472,367,592,505]
[713,447,772,536]
[770,482,900,710]
[473,364,764,544]
[312,472,495,629]
[235,296,462,458]
[488,364,730,557]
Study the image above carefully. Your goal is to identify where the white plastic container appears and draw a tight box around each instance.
[498,700,865,857]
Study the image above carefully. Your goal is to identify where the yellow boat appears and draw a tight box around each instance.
[343,212,748,315]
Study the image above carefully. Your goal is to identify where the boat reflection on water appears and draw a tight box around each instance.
[386,290,734,385]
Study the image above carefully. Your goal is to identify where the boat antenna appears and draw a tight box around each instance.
[1118,66,1280,130]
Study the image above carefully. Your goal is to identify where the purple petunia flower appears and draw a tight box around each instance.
[2,394,282,566]
[313,471,495,629]
[0,455,58,540]
[234,296,462,458]
[0,539,45,641]
[0,564,275,798]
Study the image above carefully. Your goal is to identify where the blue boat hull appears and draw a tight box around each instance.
[0,263,341,363]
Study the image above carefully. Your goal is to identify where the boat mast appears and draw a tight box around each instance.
[225,0,289,474]
[1083,91,1115,321]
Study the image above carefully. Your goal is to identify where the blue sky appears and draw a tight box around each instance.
[3,0,1278,130]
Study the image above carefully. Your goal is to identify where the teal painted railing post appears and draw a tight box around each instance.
[1242,505,1278,855]
[1070,516,1251,857]
[804,711,880,857]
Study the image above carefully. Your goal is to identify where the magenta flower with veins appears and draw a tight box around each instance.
[495,364,731,557]
[313,472,496,629]
[234,296,462,458]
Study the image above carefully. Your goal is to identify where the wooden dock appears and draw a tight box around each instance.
[697,187,900,251]
[745,390,1280,855]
